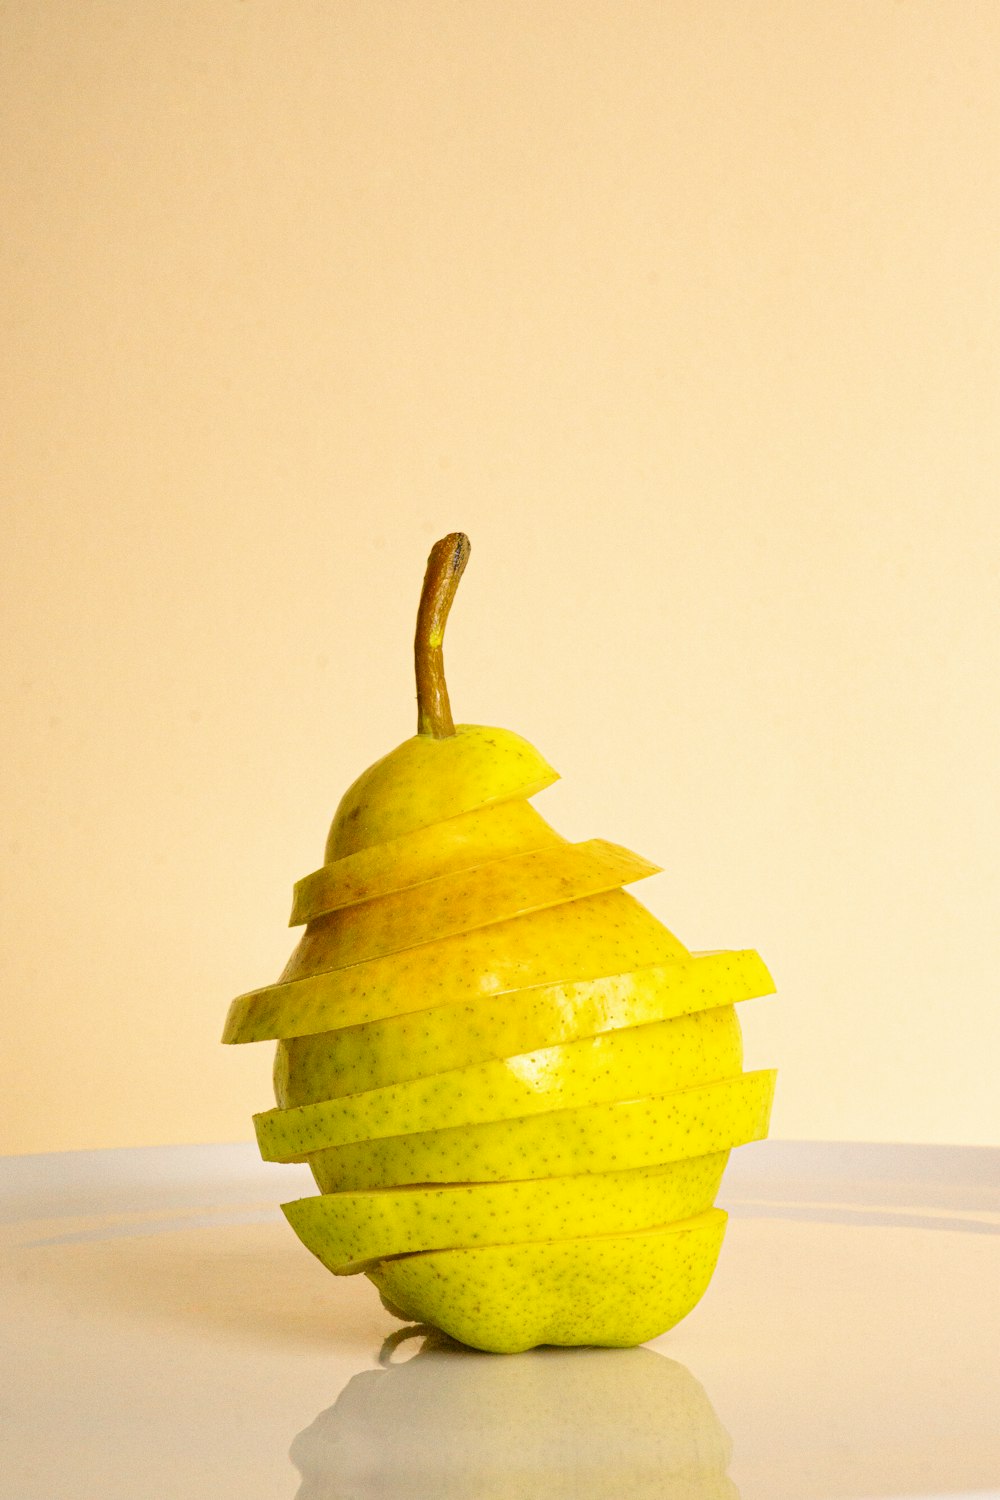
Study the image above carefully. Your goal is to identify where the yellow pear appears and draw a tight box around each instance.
[223,533,777,1352]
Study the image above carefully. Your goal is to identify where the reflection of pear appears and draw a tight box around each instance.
[224,533,776,1352]
[289,1335,739,1500]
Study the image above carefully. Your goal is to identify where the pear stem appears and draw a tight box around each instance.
[415,533,471,737]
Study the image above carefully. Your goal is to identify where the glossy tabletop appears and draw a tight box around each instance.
[2,1141,998,1499]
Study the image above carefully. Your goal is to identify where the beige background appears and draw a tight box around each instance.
[2,1,997,1155]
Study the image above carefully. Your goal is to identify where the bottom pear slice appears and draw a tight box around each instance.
[368,1209,728,1354]
[283,1151,728,1273]
[309,1069,774,1190]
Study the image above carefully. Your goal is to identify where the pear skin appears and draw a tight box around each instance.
[279,841,659,978]
[222,890,689,1044]
[257,1007,743,1153]
[282,1152,729,1273]
[368,1210,728,1354]
[273,949,773,1101]
[291,800,564,923]
[303,1069,776,1186]
[326,724,558,859]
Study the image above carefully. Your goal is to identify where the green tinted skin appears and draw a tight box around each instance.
[278,840,659,981]
[257,1007,743,1156]
[283,1153,729,1273]
[224,890,691,1045]
[302,1070,776,1186]
[369,1211,729,1354]
[273,949,773,1102]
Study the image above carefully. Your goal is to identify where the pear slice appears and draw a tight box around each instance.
[291,800,564,924]
[279,840,659,980]
[303,1069,775,1187]
[222,890,689,1044]
[256,1007,743,1156]
[274,949,774,1102]
[326,724,558,859]
[282,1152,729,1274]
[367,1210,728,1354]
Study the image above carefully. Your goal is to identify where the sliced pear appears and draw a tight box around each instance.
[303,1069,775,1187]
[274,949,774,1102]
[368,1210,728,1353]
[279,840,659,980]
[257,1007,743,1156]
[222,890,689,1044]
[291,800,564,924]
[325,724,558,860]
[282,1152,728,1274]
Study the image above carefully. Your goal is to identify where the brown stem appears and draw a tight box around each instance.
[414,532,471,737]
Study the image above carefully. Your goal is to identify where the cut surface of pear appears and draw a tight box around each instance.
[305,1069,776,1187]
[368,1210,728,1354]
[223,890,689,1044]
[291,800,564,924]
[279,841,660,980]
[282,1152,729,1273]
[273,949,773,1102]
[257,1006,743,1155]
[326,724,558,860]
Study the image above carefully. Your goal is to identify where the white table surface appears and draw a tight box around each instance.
[2,1140,998,1500]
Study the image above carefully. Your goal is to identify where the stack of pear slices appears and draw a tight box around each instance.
[223,535,776,1354]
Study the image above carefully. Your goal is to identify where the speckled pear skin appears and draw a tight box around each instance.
[292,801,564,923]
[273,950,773,1102]
[326,724,558,859]
[256,1007,743,1153]
[368,1211,728,1355]
[303,1070,775,1188]
[282,1153,729,1273]
[223,888,692,1044]
[222,887,691,1045]
[277,841,660,980]
[223,538,777,1352]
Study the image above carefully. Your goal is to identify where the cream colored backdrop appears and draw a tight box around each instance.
[3,1,998,1154]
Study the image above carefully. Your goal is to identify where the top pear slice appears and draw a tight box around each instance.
[326,533,559,859]
[326,725,558,860]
